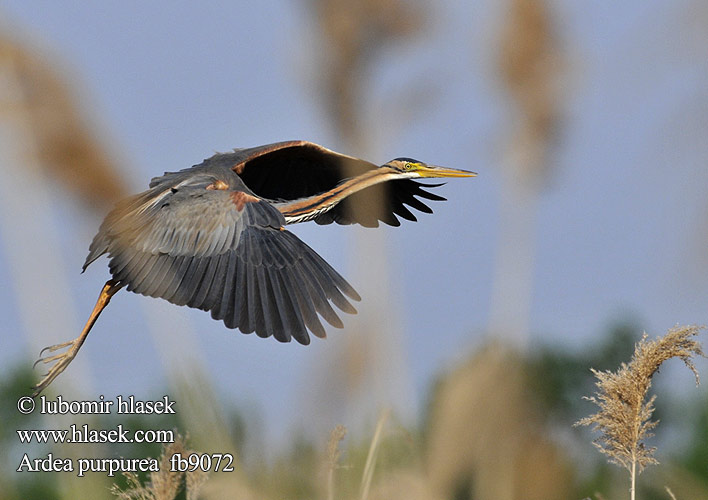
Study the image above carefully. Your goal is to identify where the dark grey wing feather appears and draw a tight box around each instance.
[85,180,358,344]
[312,180,447,227]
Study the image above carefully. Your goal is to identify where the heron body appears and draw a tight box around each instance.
[32,140,475,395]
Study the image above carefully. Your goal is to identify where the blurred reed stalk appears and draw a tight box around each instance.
[169,370,258,500]
[0,39,127,208]
[308,0,425,427]
[324,424,347,500]
[489,0,563,346]
[310,0,424,153]
[576,325,705,500]
[358,409,389,500]
[0,28,128,500]
[425,343,572,500]
[0,31,127,353]
[420,4,567,497]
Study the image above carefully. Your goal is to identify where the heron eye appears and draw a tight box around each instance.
[405,162,414,170]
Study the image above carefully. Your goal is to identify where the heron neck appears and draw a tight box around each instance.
[275,168,399,224]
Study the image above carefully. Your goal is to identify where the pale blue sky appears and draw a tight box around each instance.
[1,1,707,449]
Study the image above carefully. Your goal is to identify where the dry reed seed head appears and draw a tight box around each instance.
[498,0,563,182]
[576,325,705,474]
[311,0,425,149]
[111,473,149,500]
[185,465,210,500]
[111,435,208,500]
[149,439,187,500]
[499,0,557,102]
[0,34,128,208]
[326,424,348,468]
[313,0,423,54]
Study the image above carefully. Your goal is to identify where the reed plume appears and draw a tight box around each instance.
[110,435,208,500]
[576,325,705,499]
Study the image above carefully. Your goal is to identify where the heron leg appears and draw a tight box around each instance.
[32,279,123,397]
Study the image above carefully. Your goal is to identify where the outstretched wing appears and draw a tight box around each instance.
[234,140,446,227]
[84,176,360,344]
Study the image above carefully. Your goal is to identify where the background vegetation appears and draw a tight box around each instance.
[1,1,707,498]
[2,322,708,499]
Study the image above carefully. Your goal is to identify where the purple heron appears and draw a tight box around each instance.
[32,140,475,395]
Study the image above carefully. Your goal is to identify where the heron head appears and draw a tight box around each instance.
[385,158,477,179]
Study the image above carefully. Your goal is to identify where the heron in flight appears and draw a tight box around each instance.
[32,140,475,395]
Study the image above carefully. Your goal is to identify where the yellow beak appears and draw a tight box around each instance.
[416,164,477,178]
